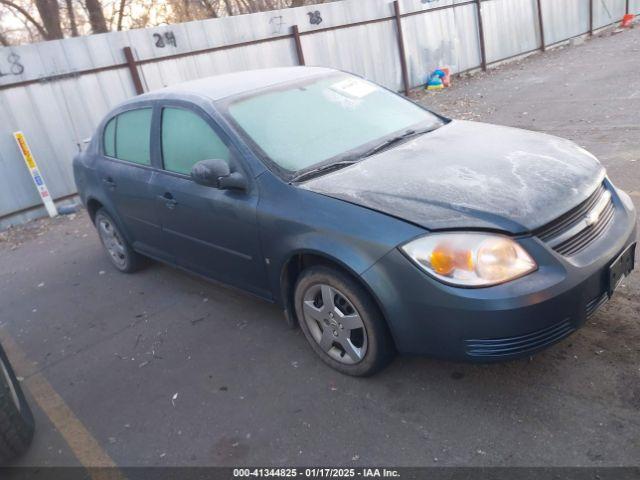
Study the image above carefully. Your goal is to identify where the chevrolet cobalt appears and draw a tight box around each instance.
[73,67,637,376]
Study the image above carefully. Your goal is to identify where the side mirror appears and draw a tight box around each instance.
[191,159,247,191]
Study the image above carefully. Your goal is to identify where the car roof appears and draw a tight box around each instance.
[136,66,338,103]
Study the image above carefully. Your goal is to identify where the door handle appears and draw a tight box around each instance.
[102,177,116,189]
[158,192,178,209]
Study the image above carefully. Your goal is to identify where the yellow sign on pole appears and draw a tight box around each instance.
[13,131,58,218]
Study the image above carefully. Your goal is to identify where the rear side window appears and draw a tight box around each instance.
[103,108,152,165]
[161,107,231,175]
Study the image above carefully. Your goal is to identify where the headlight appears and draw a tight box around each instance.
[400,233,537,287]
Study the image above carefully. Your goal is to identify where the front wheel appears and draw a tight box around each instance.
[294,266,395,376]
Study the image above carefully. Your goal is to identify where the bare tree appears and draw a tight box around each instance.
[35,0,63,39]
[116,0,127,31]
[65,0,79,36]
[0,0,51,39]
[84,0,107,33]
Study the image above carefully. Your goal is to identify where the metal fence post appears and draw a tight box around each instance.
[536,0,546,51]
[589,0,594,36]
[393,0,411,96]
[292,25,306,66]
[123,47,144,95]
[625,0,630,14]
[475,0,487,71]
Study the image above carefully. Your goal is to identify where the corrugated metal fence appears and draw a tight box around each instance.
[0,0,637,228]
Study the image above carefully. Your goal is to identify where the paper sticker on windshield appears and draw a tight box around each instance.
[330,78,378,99]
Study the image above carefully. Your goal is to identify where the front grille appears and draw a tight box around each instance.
[465,319,575,358]
[535,183,615,256]
[585,292,608,319]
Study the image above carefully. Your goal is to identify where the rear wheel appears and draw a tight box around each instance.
[294,266,395,376]
[0,344,34,463]
[94,209,144,273]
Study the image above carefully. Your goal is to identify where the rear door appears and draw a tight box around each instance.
[98,106,167,260]
[149,102,270,298]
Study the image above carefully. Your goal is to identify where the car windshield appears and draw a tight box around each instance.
[222,73,444,175]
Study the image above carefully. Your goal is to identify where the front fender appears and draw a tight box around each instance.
[256,173,424,306]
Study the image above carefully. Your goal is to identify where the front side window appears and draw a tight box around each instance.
[223,73,443,174]
[103,108,152,165]
[161,107,231,175]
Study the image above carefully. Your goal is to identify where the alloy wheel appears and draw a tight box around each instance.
[98,217,127,269]
[301,283,368,364]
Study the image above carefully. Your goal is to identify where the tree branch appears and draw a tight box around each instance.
[0,0,49,38]
[65,0,79,36]
[116,0,126,30]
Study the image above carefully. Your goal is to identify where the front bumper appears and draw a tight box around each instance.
[361,186,637,362]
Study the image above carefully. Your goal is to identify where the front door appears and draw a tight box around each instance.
[150,105,270,298]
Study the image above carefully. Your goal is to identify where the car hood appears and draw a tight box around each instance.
[301,120,605,233]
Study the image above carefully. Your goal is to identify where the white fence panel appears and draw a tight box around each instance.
[593,0,626,28]
[0,0,634,226]
[483,0,540,62]
[541,0,590,45]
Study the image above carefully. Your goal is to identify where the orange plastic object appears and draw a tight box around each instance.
[621,14,635,28]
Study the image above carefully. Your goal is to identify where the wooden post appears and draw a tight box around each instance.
[589,0,594,36]
[536,0,546,52]
[475,0,487,71]
[123,47,144,95]
[393,0,411,96]
[292,25,306,66]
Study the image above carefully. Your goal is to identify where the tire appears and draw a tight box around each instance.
[94,208,145,273]
[0,343,34,464]
[294,266,395,376]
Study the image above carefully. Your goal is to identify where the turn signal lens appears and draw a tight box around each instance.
[430,244,474,275]
[401,233,537,287]
[430,244,456,275]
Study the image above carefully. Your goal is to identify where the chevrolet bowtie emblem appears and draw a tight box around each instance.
[585,210,600,227]
[584,189,611,227]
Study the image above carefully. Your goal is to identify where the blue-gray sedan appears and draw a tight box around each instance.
[73,67,637,376]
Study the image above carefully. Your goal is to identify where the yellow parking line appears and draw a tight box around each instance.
[0,329,124,480]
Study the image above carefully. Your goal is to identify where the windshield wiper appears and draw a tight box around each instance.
[361,127,435,159]
[290,159,359,183]
[290,127,437,183]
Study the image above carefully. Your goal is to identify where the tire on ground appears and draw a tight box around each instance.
[294,265,396,376]
[0,343,34,464]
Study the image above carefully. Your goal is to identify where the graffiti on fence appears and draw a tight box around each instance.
[308,11,323,25]
[269,15,286,34]
[154,32,178,48]
[0,52,25,77]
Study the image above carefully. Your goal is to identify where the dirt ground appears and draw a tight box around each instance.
[0,27,639,469]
